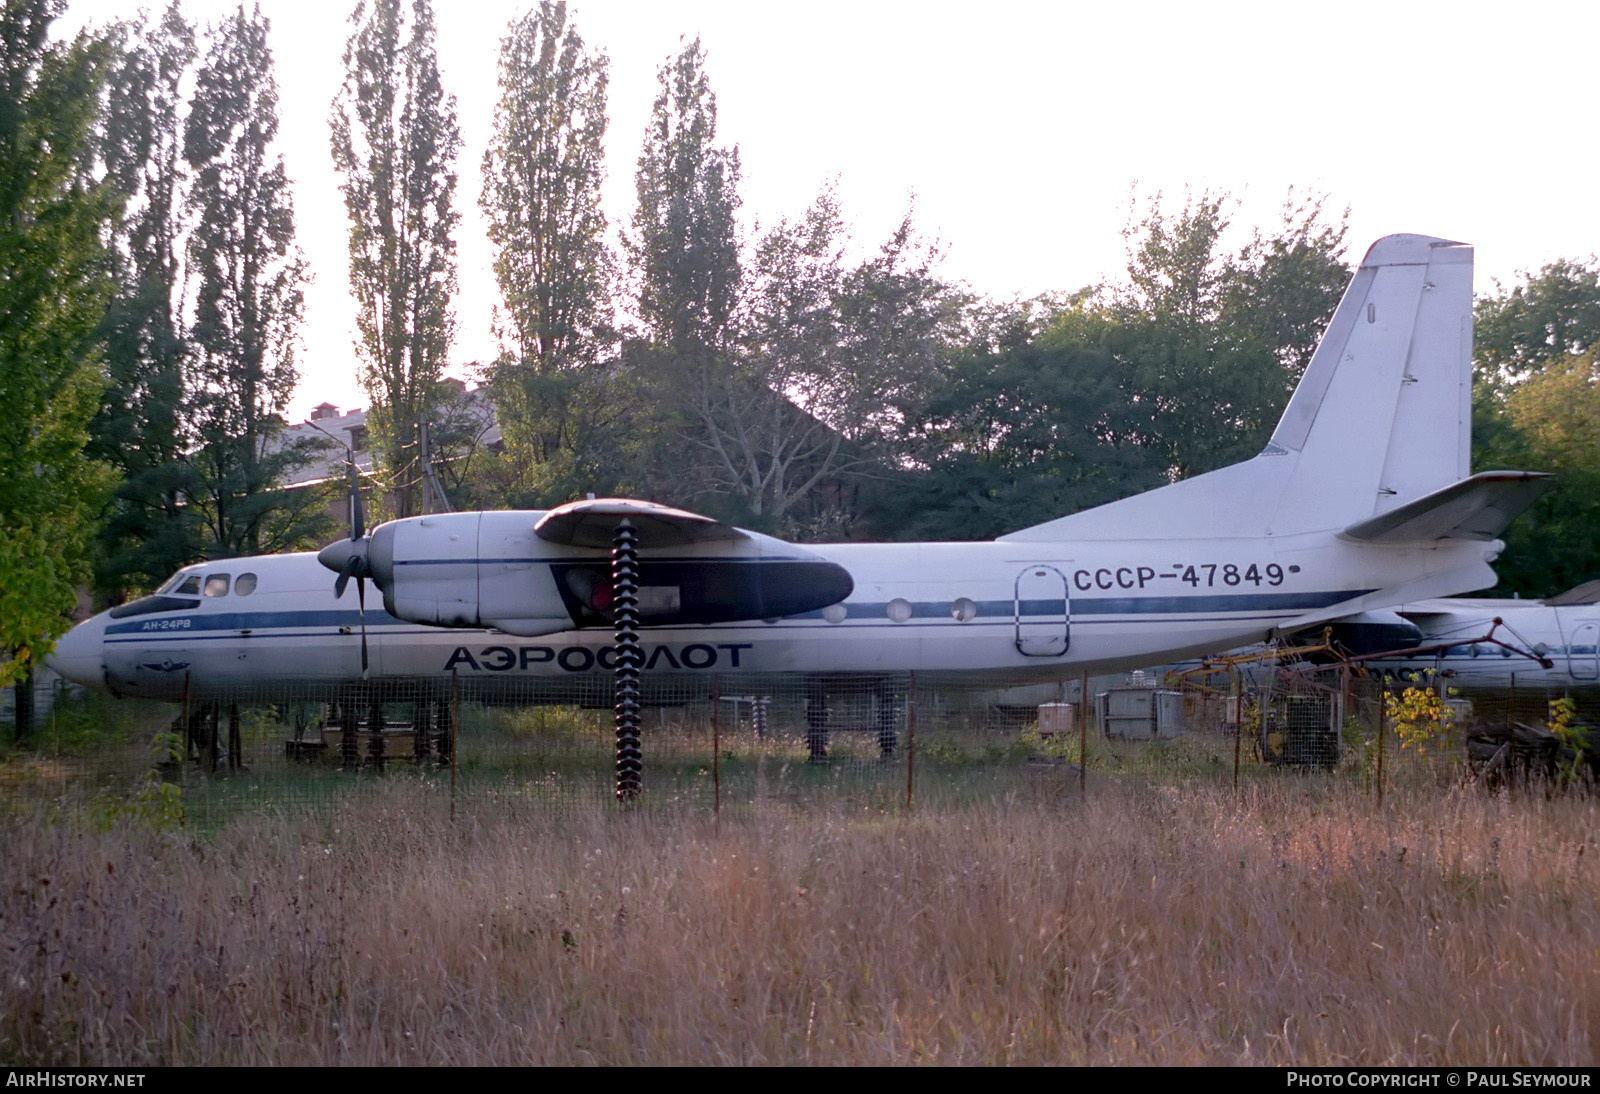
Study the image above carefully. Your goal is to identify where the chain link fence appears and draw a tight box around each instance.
[2,670,1061,822]
[5,661,1597,823]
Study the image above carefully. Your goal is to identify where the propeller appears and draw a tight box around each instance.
[317,455,371,676]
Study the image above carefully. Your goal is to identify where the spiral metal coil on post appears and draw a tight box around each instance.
[612,519,643,801]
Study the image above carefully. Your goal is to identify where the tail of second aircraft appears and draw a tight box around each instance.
[1002,234,1515,544]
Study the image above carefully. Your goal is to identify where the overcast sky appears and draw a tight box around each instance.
[59,0,1600,420]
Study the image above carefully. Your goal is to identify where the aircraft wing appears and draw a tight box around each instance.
[338,500,852,637]
[1543,579,1600,607]
[534,498,748,549]
[1339,471,1553,544]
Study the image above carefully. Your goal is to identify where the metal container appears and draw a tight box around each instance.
[1097,688,1184,739]
[1037,702,1075,736]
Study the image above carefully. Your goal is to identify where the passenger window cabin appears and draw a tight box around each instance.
[158,569,258,598]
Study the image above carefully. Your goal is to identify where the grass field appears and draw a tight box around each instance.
[2,723,1595,1065]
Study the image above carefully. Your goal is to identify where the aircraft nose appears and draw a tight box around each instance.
[46,613,108,691]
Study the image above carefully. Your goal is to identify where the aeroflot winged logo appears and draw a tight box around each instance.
[444,642,753,673]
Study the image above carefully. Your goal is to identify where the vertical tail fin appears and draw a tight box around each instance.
[1001,234,1473,543]
[1265,234,1472,532]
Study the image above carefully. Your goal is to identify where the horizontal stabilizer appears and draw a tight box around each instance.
[1339,471,1552,544]
[1544,579,1600,607]
[1272,557,1501,637]
[535,498,748,549]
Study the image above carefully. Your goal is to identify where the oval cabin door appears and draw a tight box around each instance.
[1014,565,1070,657]
[1569,621,1599,681]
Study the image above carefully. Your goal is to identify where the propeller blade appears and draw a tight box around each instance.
[334,554,358,599]
[347,457,366,542]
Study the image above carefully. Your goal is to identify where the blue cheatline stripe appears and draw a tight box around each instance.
[105,587,1372,639]
[394,554,817,567]
[107,608,405,636]
[1076,590,1365,615]
[789,589,1371,620]
[109,630,376,645]
[108,612,1303,647]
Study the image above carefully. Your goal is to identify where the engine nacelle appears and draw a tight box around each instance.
[1286,610,1424,658]
[366,510,853,637]
[368,512,572,635]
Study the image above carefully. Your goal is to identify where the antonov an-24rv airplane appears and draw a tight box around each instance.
[48,234,1551,702]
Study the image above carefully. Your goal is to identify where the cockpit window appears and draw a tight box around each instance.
[174,575,201,595]
[108,594,201,619]
[234,573,257,596]
[204,573,230,598]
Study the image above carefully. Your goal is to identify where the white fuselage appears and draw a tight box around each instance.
[1369,598,1600,690]
[52,531,1500,701]
[48,234,1528,705]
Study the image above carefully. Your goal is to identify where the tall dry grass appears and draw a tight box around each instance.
[2,774,1595,1065]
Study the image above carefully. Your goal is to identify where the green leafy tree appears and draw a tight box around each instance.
[1220,191,1351,377]
[0,0,117,688]
[625,42,979,533]
[1114,191,1261,478]
[1475,257,1600,384]
[879,300,1162,540]
[871,192,1347,540]
[490,360,647,505]
[629,36,741,359]
[417,375,498,510]
[1113,189,1348,478]
[831,209,964,443]
[1471,260,1600,595]
[668,188,852,528]
[615,37,745,512]
[1479,351,1600,595]
[480,0,618,501]
[87,2,201,596]
[742,200,962,535]
[184,4,322,557]
[482,0,610,376]
[331,0,461,519]
[648,182,963,534]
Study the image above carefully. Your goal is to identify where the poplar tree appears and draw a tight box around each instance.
[483,0,610,376]
[331,0,460,519]
[617,38,745,508]
[629,37,740,358]
[184,4,315,556]
[481,0,618,493]
[89,2,200,594]
[0,0,116,689]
